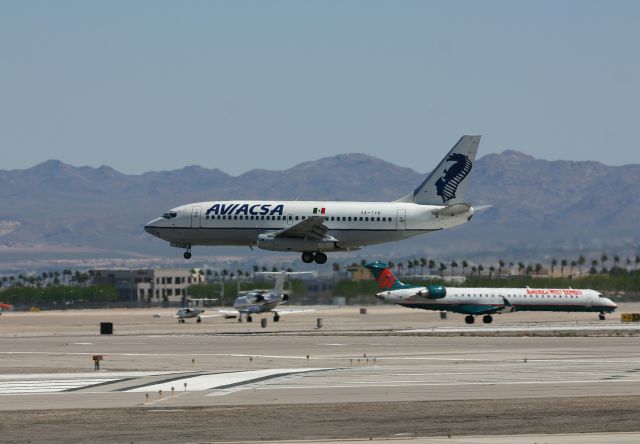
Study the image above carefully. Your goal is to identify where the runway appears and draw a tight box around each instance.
[1,305,640,442]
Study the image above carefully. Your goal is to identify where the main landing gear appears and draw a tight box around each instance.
[301,251,327,264]
[274,313,280,322]
[464,315,493,324]
[599,313,606,321]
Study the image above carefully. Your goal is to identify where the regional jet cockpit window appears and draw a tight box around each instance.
[162,211,177,220]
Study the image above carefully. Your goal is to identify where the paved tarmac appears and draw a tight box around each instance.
[1,305,639,442]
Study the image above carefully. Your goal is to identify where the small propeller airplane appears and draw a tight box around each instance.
[154,297,218,323]
[219,271,316,324]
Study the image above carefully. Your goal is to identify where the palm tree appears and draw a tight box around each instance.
[388,260,395,270]
[601,253,608,269]
[591,259,598,273]
[332,262,340,279]
[570,260,576,276]
[535,263,543,275]
[525,265,533,275]
[635,255,640,270]
[397,261,404,276]
[450,260,458,276]
[420,258,427,275]
[498,260,505,277]
[551,259,557,276]
[462,260,469,276]
[222,269,229,281]
[407,261,414,274]
[488,266,495,279]
[471,265,477,275]
[560,259,568,276]
[518,262,525,275]
[477,264,484,276]
[614,255,620,269]
[577,255,586,275]
[439,262,447,276]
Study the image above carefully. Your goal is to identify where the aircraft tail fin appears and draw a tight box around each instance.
[396,135,481,205]
[365,262,413,291]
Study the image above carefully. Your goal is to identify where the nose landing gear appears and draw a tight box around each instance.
[599,313,606,321]
[183,250,192,260]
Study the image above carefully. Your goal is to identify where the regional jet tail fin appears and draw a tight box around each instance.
[365,262,414,291]
[396,135,481,205]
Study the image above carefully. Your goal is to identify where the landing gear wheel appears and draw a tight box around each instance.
[301,252,314,263]
[314,252,328,264]
[183,251,192,260]
[482,315,493,324]
[247,315,253,323]
[237,316,242,323]
[196,317,202,323]
[599,313,606,321]
[465,315,475,324]
[274,313,280,322]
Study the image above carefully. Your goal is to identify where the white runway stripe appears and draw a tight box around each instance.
[127,368,330,393]
[0,371,180,395]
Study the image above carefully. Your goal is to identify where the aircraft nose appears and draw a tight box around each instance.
[144,218,161,237]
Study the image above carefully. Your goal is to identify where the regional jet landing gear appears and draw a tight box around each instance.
[301,251,327,264]
[599,313,606,321]
[183,249,192,260]
[465,315,493,324]
[196,317,202,323]
[274,313,280,322]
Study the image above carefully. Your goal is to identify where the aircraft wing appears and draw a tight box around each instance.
[272,216,328,240]
[273,305,339,315]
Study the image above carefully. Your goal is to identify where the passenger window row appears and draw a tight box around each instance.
[204,215,395,222]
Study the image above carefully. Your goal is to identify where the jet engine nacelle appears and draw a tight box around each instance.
[256,234,338,252]
[418,285,446,299]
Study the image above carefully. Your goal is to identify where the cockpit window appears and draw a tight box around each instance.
[162,211,178,219]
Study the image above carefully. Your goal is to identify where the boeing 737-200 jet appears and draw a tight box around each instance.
[366,262,618,324]
[145,135,483,264]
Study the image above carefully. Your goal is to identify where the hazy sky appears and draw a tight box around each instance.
[1,1,639,174]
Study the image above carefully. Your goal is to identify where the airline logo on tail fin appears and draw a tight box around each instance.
[376,268,396,289]
[435,152,473,204]
[365,262,409,291]
[396,135,480,206]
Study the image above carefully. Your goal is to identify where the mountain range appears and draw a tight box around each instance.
[0,150,638,270]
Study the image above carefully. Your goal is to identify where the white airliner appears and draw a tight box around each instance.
[366,262,618,324]
[145,135,482,264]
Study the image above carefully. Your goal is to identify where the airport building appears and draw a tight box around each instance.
[90,268,204,304]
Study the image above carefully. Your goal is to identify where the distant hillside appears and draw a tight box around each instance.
[0,151,638,268]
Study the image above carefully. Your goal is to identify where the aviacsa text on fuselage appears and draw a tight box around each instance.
[144,135,483,264]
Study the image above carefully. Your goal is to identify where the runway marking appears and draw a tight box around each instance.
[0,371,183,395]
[126,368,331,393]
